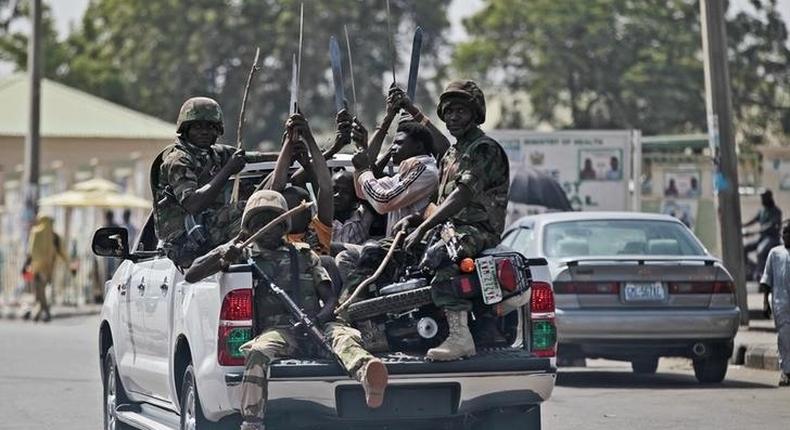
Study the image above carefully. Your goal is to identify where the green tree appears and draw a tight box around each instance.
[1,0,451,147]
[0,0,70,76]
[453,0,789,146]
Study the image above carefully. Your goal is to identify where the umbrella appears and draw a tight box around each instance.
[39,190,150,209]
[509,167,573,211]
[72,178,122,193]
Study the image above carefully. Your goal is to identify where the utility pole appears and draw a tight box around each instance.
[22,0,42,238]
[700,0,748,324]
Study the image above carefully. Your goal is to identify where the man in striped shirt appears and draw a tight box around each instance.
[353,121,439,237]
[334,121,439,285]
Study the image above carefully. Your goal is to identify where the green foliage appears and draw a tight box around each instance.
[454,0,790,146]
[1,0,450,147]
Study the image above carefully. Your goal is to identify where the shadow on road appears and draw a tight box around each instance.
[556,369,776,390]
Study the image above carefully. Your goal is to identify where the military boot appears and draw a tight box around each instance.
[426,311,476,361]
[361,358,389,408]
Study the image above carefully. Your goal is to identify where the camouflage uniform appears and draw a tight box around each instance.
[153,139,245,267]
[152,97,269,268]
[239,242,376,425]
[430,127,509,311]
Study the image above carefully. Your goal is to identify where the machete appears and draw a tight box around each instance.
[385,0,396,84]
[406,26,422,101]
[329,35,346,113]
[344,25,358,114]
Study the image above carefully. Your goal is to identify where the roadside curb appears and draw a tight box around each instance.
[732,327,780,372]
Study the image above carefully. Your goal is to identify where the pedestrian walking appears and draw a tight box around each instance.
[122,209,138,245]
[22,215,66,322]
[760,223,790,386]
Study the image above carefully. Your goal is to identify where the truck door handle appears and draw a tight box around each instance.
[160,278,169,292]
[137,277,146,292]
[118,283,127,296]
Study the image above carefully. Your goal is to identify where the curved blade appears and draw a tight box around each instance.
[407,26,423,101]
[329,35,346,112]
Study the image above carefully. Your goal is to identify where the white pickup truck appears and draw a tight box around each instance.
[94,163,557,430]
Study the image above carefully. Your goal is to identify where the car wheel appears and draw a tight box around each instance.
[693,356,728,384]
[180,364,210,430]
[631,358,659,374]
[471,406,541,430]
[103,347,133,430]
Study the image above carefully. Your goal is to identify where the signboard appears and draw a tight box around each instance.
[489,130,637,216]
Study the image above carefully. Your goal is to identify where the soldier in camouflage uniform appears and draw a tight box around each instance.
[407,80,509,361]
[185,190,388,430]
[152,97,277,268]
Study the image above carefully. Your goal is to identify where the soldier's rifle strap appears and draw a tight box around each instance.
[286,243,303,309]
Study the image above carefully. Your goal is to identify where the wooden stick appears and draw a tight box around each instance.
[239,200,312,248]
[231,47,262,204]
[335,228,406,315]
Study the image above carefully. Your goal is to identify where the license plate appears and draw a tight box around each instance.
[476,256,503,305]
[623,282,666,302]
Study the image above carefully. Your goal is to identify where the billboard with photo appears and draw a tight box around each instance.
[489,130,638,216]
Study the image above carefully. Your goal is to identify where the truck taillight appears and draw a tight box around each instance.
[220,289,253,320]
[530,281,556,358]
[218,289,253,366]
[530,282,555,315]
[496,258,518,292]
[218,326,251,366]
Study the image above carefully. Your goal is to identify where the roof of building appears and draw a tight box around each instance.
[641,133,708,152]
[0,74,175,139]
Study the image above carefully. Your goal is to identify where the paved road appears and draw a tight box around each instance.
[1,315,789,429]
[0,315,101,430]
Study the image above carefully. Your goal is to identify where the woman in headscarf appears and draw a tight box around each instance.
[24,216,66,322]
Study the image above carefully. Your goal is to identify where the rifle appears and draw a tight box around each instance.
[248,258,350,376]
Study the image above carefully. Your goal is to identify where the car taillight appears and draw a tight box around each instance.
[530,281,555,314]
[220,289,253,320]
[554,281,620,294]
[667,281,735,294]
[496,258,518,292]
[218,289,253,366]
[530,281,556,358]
[713,281,735,295]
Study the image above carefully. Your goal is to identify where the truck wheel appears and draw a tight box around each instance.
[472,406,541,430]
[631,358,659,374]
[103,347,133,430]
[693,356,729,384]
[346,286,433,321]
[180,364,210,430]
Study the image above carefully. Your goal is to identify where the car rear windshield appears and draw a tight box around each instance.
[543,219,705,258]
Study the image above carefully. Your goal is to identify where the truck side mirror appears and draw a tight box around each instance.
[92,227,130,259]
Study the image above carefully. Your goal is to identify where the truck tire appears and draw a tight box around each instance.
[180,364,210,429]
[103,347,133,430]
[346,286,433,321]
[693,355,729,384]
[472,406,541,430]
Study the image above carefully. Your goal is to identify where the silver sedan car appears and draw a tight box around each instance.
[502,212,740,383]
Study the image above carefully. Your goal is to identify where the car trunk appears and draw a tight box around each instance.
[558,257,721,309]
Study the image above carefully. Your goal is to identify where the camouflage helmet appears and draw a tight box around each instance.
[241,190,290,232]
[436,80,486,125]
[176,97,224,135]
